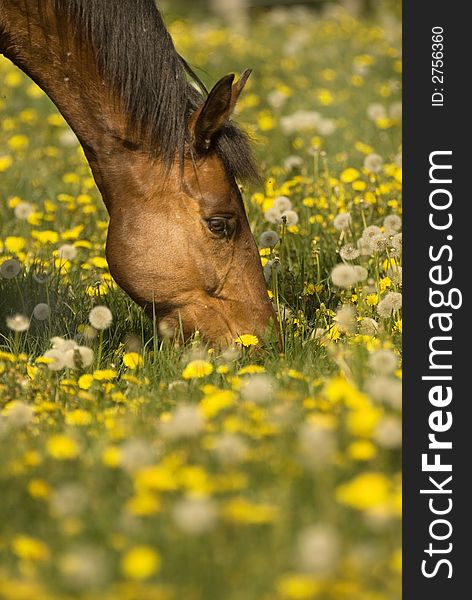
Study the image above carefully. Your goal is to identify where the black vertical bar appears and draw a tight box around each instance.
[404,2,468,598]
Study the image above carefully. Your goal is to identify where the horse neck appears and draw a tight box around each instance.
[0,0,159,212]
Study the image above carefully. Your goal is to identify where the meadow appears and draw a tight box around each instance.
[0,5,402,600]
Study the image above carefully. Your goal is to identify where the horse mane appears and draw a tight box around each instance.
[51,0,258,181]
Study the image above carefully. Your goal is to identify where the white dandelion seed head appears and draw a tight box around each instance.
[295,524,340,574]
[283,155,304,171]
[280,110,321,135]
[59,546,110,590]
[367,103,387,121]
[172,496,217,536]
[330,264,358,288]
[394,152,402,168]
[362,225,382,240]
[43,349,66,371]
[364,153,384,174]
[383,214,402,233]
[59,129,80,147]
[387,265,402,286]
[14,201,34,220]
[50,337,77,352]
[298,423,336,469]
[374,416,402,448]
[6,313,30,332]
[280,209,299,226]
[376,292,402,318]
[50,482,88,518]
[334,305,357,333]
[317,118,336,136]
[0,258,22,279]
[259,230,280,248]
[240,374,274,404]
[333,212,352,231]
[64,346,94,369]
[213,433,248,464]
[273,195,293,212]
[32,303,51,321]
[389,101,402,120]
[369,233,388,253]
[88,305,113,330]
[161,404,204,439]
[57,244,78,261]
[369,349,397,375]
[119,438,153,473]
[264,206,282,224]
[4,401,34,428]
[267,89,289,109]
[359,317,379,336]
[390,232,402,255]
[353,265,368,282]
[339,243,360,261]
[366,376,402,409]
[357,237,373,257]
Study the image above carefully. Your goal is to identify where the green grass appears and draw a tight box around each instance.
[0,6,401,600]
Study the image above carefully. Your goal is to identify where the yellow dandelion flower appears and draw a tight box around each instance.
[277,574,322,599]
[78,374,94,389]
[12,536,50,562]
[182,360,213,380]
[366,293,379,306]
[234,334,259,347]
[340,168,360,183]
[65,409,93,426]
[27,479,51,500]
[347,440,377,461]
[0,155,13,172]
[46,434,79,460]
[121,546,161,580]
[123,352,144,370]
[336,472,390,511]
[200,390,236,418]
[93,369,117,381]
[31,229,59,244]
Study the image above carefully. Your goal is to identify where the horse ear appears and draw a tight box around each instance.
[189,69,252,153]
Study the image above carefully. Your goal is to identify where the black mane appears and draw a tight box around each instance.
[52,0,258,181]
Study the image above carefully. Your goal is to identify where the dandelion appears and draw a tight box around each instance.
[353,265,368,281]
[50,483,87,517]
[389,101,402,120]
[264,206,282,223]
[369,349,397,374]
[213,433,248,464]
[64,346,94,369]
[172,496,217,535]
[161,404,204,439]
[377,292,402,318]
[367,376,402,409]
[240,374,274,403]
[273,195,292,212]
[339,243,360,261]
[367,102,386,121]
[259,230,280,247]
[32,303,51,321]
[0,258,21,279]
[6,314,30,332]
[357,237,373,257]
[383,214,402,232]
[59,547,110,590]
[333,212,352,231]
[295,524,340,574]
[50,337,77,352]
[359,317,379,336]
[390,232,402,256]
[388,265,402,285]
[369,233,388,253]
[14,201,34,220]
[42,349,65,371]
[3,401,34,428]
[298,422,336,469]
[182,359,213,379]
[235,334,259,347]
[88,306,113,330]
[119,439,153,473]
[362,225,382,241]
[334,305,356,333]
[374,416,402,448]
[283,155,304,170]
[318,118,336,136]
[364,153,384,173]
[121,546,160,580]
[123,352,144,369]
[57,243,78,260]
[280,209,299,225]
[330,264,358,288]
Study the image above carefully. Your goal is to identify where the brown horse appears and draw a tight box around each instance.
[0,0,274,346]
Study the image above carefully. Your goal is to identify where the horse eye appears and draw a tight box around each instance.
[207,218,230,236]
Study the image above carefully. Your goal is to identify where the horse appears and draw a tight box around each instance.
[0,0,275,347]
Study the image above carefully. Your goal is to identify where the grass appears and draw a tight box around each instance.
[0,5,401,600]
